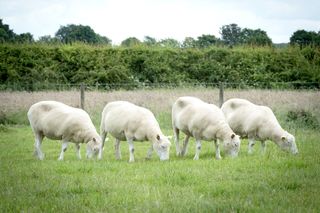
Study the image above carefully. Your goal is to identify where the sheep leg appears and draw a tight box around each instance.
[115,139,122,160]
[98,131,108,160]
[181,135,190,156]
[215,140,222,160]
[58,141,68,161]
[248,138,256,154]
[145,143,154,160]
[75,143,81,159]
[173,127,181,156]
[193,139,202,160]
[127,138,135,163]
[34,132,44,160]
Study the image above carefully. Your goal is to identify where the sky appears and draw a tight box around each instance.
[1,0,320,44]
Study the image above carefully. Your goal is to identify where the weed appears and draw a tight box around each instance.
[286,109,320,129]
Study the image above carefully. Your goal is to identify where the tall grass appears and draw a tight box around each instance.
[1,88,319,125]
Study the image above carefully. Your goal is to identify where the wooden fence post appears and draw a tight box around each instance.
[219,82,224,107]
[80,83,85,110]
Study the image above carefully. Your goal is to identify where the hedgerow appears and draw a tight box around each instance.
[0,44,319,90]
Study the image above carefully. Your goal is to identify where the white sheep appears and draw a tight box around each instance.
[27,101,101,160]
[221,98,298,154]
[172,96,241,160]
[99,101,171,162]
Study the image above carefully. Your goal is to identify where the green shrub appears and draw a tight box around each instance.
[0,110,29,125]
[0,44,319,90]
[286,110,320,129]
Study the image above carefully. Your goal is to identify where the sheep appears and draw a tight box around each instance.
[99,101,171,162]
[172,96,241,160]
[221,98,298,154]
[27,101,101,160]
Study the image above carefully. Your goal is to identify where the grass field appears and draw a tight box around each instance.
[0,89,320,212]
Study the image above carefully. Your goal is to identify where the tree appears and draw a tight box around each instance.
[196,34,217,48]
[159,38,180,48]
[143,36,157,46]
[241,28,272,46]
[55,24,97,43]
[182,37,197,48]
[55,24,111,44]
[290,30,320,47]
[220,23,242,46]
[15,33,34,43]
[96,34,112,45]
[0,19,16,42]
[121,37,141,47]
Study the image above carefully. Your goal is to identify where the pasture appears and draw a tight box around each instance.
[0,88,320,212]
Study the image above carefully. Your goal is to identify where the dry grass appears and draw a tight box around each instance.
[0,88,319,116]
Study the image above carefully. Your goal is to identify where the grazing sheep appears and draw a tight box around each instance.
[172,96,241,160]
[100,101,171,162]
[221,98,298,154]
[27,101,101,160]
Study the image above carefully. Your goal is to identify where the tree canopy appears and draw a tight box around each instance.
[220,23,272,46]
[55,24,111,44]
[1,19,320,48]
[121,37,141,47]
[0,19,34,43]
[290,30,320,47]
[220,23,242,46]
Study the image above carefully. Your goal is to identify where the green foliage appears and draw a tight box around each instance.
[290,30,320,48]
[15,33,34,43]
[121,37,141,47]
[143,36,157,46]
[220,24,272,46]
[55,24,111,45]
[0,110,29,125]
[0,20,15,43]
[196,34,218,48]
[0,124,9,132]
[0,44,319,90]
[241,28,272,46]
[0,19,34,43]
[286,110,320,129]
[220,23,242,46]
[182,37,197,48]
[159,38,181,48]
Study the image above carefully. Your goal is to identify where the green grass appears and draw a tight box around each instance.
[1,114,320,212]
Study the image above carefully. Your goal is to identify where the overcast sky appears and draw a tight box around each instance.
[1,0,320,44]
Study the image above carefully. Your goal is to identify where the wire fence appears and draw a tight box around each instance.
[1,81,320,91]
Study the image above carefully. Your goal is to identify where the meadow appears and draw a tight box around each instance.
[0,88,320,212]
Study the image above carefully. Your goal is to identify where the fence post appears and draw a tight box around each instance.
[219,82,224,107]
[80,83,85,110]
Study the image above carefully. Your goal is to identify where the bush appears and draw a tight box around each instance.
[286,110,320,129]
[0,44,319,90]
[0,110,29,125]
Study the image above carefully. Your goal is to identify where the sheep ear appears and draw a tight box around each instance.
[156,135,160,141]
[231,133,235,139]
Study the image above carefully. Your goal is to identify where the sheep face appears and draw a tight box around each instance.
[153,135,171,161]
[86,137,101,159]
[223,133,241,158]
[277,132,298,155]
